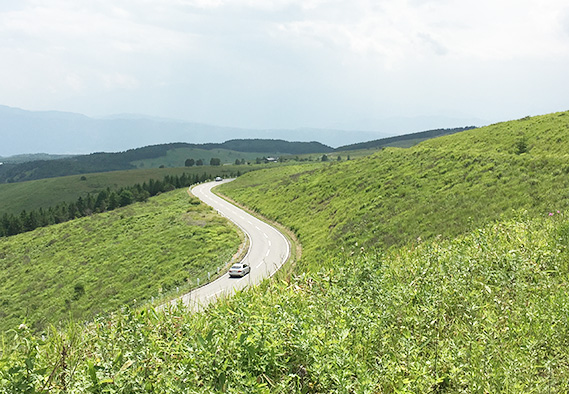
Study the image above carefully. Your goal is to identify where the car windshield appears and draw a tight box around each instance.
[231,264,242,269]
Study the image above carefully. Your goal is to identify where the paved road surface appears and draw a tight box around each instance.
[171,179,290,310]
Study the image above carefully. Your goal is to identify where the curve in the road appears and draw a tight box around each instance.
[171,179,290,310]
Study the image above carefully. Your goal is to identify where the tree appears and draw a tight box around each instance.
[119,190,134,207]
[514,135,528,155]
[210,158,221,166]
[196,159,204,166]
[321,154,329,162]
[108,192,119,210]
[95,189,109,212]
[185,158,195,167]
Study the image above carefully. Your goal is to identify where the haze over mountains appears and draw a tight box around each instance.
[0,105,485,157]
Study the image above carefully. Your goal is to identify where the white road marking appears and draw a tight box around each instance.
[255,226,261,231]
[265,249,270,257]
[263,233,269,239]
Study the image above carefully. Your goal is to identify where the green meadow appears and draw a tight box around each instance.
[219,111,569,268]
[131,147,282,169]
[0,190,241,333]
[0,163,274,216]
[2,111,569,392]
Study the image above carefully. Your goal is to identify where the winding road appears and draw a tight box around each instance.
[171,179,290,310]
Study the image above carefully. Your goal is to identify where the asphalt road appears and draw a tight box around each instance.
[172,179,290,310]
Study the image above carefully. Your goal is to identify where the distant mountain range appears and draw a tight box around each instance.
[0,105,385,157]
[0,105,485,157]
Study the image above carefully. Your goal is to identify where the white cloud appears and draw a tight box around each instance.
[0,0,568,128]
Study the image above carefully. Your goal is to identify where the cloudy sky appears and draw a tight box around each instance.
[1,0,568,131]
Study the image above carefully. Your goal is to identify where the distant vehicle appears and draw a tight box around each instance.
[215,176,223,181]
[228,263,250,277]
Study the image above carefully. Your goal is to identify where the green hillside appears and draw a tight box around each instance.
[132,147,279,168]
[334,126,476,151]
[420,112,569,155]
[0,164,271,216]
[219,111,569,268]
[0,140,331,183]
[0,189,241,333]
[2,111,569,391]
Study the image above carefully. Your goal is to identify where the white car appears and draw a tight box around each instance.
[228,263,250,277]
[215,176,223,181]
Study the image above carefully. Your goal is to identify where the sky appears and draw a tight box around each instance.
[1,0,568,131]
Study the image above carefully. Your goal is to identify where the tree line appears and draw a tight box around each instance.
[0,171,236,238]
[184,158,222,167]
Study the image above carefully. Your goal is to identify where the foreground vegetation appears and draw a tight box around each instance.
[2,213,568,392]
[0,189,241,333]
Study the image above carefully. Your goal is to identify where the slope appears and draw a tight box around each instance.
[219,111,569,268]
[0,189,242,333]
[0,139,331,183]
[0,163,268,216]
[2,198,568,391]
[335,126,476,151]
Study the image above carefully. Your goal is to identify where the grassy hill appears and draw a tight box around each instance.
[2,111,569,391]
[132,147,288,169]
[334,126,476,151]
[219,111,569,268]
[0,140,331,183]
[0,189,242,333]
[0,154,74,164]
[0,163,276,216]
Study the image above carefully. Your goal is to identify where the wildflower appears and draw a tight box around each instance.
[549,212,554,216]
[19,323,27,330]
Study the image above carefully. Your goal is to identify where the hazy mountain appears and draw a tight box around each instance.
[0,105,385,156]
[0,105,486,157]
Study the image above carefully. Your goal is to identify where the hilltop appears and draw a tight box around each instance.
[0,139,331,183]
[334,126,476,151]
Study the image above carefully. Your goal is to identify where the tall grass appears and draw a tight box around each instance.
[2,213,568,392]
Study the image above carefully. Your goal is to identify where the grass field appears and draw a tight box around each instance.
[0,163,279,216]
[219,111,569,269]
[0,189,241,333]
[131,147,282,168]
